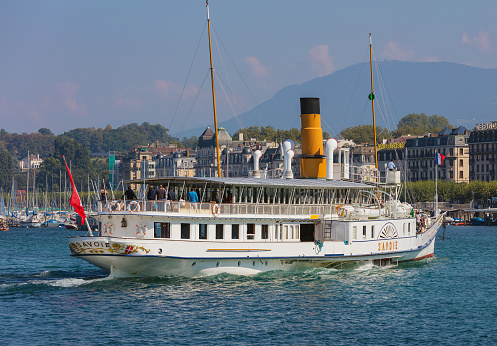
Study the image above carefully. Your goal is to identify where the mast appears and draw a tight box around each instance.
[206,1,222,177]
[368,34,379,172]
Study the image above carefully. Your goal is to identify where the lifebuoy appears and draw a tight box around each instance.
[211,203,220,217]
[110,201,122,212]
[136,224,146,235]
[128,201,141,212]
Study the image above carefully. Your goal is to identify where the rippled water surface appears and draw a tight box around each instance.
[1,226,497,345]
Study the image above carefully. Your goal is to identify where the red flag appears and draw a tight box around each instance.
[63,156,86,225]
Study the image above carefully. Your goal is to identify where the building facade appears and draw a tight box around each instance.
[468,122,497,181]
[406,127,469,183]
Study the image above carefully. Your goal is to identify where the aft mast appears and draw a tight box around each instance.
[368,34,379,172]
[206,1,222,177]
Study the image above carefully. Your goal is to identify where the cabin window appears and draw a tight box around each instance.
[216,224,224,239]
[362,225,367,239]
[199,224,207,240]
[154,222,170,238]
[262,224,269,240]
[408,223,411,235]
[371,225,375,239]
[352,226,357,240]
[275,224,280,240]
[247,223,255,240]
[403,223,406,236]
[232,224,239,239]
[181,223,190,239]
[284,225,289,239]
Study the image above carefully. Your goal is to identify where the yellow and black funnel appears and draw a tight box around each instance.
[300,98,326,179]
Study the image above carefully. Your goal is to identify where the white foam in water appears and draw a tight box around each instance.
[50,276,111,287]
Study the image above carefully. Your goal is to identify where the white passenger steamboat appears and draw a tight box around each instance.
[68,98,443,277]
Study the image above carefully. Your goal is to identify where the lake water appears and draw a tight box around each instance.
[1,226,496,345]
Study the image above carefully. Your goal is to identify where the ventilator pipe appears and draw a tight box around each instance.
[252,150,262,178]
[325,138,338,180]
[284,149,294,179]
[282,139,295,173]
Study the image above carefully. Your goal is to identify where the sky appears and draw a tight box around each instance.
[1,0,496,138]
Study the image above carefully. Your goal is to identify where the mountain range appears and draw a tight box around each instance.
[184,61,497,138]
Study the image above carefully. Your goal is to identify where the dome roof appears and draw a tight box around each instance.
[242,147,252,155]
[173,152,183,158]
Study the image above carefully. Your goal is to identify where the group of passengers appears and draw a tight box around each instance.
[415,211,430,233]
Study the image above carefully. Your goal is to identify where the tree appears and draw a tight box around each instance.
[38,128,53,136]
[0,150,14,190]
[340,125,391,144]
[394,113,452,137]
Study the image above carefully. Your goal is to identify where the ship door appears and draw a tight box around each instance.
[300,223,315,242]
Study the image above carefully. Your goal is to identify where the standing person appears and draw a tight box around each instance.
[147,186,155,200]
[188,188,199,203]
[100,185,108,201]
[388,159,396,171]
[156,185,166,200]
[167,187,176,201]
[124,186,137,200]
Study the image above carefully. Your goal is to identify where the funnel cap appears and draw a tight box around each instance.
[300,98,320,114]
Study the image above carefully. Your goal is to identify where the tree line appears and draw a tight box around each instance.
[340,113,453,144]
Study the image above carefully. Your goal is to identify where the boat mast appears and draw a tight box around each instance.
[369,34,379,172]
[206,1,222,178]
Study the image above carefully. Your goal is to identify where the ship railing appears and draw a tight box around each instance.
[98,200,339,218]
[98,200,411,220]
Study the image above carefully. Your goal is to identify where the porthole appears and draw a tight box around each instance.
[158,248,162,254]
[216,261,220,267]
[253,261,255,266]
[238,261,241,266]
[265,260,268,266]
[192,262,196,266]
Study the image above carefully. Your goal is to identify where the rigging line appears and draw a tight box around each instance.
[214,72,245,131]
[372,50,401,129]
[372,58,395,134]
[339,47,370,134]
[169,22,208,132]
[175,71,210,139]
[211,26,271,127]
[211,25,244,129]
[212,71,245,130]
[321,118,338,138]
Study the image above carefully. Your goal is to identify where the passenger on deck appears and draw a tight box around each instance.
[188,188,199,203]
[147,186,155,200]
[156,185,166,200]
[124,186,137,200]
[168,187,176,201]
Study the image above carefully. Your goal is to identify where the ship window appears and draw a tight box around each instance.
[408,223,411,235]
[403,223,406,236]
[363,225,367,239]
[262,224,269,239]
[232,224,239,239]
[353,226,357,240]
[154,222,170,238]
[371,225,375,239]
[284,225,289,239]
[181,223,190,239]
[216,224,224,239]
[199,224,207,240]
[247,223,255,240]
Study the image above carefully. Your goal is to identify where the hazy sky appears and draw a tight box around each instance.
[1,1,496,137]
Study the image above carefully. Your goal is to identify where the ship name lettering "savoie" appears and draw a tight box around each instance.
[378,241,398,252]
[72,242,110,248]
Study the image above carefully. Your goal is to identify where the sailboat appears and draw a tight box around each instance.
[67,8,443,278]
[0,193,8,231]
